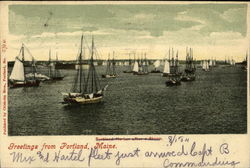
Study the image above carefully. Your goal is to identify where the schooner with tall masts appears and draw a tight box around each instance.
[133,53,149,75]
[181,47,196,81]
[165,48,181,86]
[102,51,118,78]
[61,35,108,105]
[47,50,64,80]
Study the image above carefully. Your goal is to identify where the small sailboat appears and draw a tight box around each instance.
[202,60,210,71]
[209,59,213,67]
[9,44,40,88]
[47,50,64,80]
[133,53,149,75]
[165,49,181,86]
[230,58,236,66]
[102,52,118,78]
[151,60,161,73]
[181,47,196,82]
[61,35,108,105]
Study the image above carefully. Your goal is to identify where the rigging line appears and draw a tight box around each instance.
[17,46,23,59]
[82,35,92,59]
[94,47,102,60]
[23,44,35,62]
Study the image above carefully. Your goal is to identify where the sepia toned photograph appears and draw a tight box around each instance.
[7,3,247,136]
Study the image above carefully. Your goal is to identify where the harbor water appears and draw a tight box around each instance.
[8,65,247,135]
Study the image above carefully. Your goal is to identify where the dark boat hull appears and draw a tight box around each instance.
[51,76,64,80]
[9,80,40,88]
[162,73,182,77]
[185,69,196,74]
[133,72,149,75]
[151,70,161,73]
[123,70,133,73]
[165,79,181,86]
[181,75,196,82]
[101,74,117,78]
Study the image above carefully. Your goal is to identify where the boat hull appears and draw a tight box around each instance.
[102,74,117,78]
[151,70,161,73]
[51,76,64,80]
[165,79,181,86]
[162,73,182,77]
[63,95,103,105]
[181,75,196,82]
[9,80,40,88]
[184,69,196,74]
[162,73,172,77]
[123,71,133,73]
[133,72,149,75]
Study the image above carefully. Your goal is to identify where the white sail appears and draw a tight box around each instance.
[153,60,161,68]
[202,60,209,70]
[206,61,209,70]
[209,60,213,66]
[133,61,139,72]
[9,58,25,81]
[230,59,235,66]
[163,60,170,73]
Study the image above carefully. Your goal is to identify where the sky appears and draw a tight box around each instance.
[7,3,249,61]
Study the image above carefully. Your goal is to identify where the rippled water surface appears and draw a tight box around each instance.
[8,65,247,135]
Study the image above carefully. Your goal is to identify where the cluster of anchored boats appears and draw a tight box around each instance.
[9,35,240,105]
[9,44,64,88]
[114,47,197,86]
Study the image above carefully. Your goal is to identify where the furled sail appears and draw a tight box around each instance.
[9,58,25,81]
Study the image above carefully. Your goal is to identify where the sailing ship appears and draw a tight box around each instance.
[123,53,133,73]
[162,59,170,77]
[212,58,217,67]
[202,60,210,71]
[209,59,213,67]
[151,60,161,73]
[102,52,118,78]
[181,47,196,82]
[133,53,149,75]
[230,58,236,66]
[9,44,40,88]
[165,49,181,86]
[47,50,64,80]
[61,35,108,105]
[162,48,171,77]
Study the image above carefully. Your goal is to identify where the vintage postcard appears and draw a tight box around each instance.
[0,1,249,168]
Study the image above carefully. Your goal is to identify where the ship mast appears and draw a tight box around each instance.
[79,35,83,93]
[112,51,116,75]
[48,49,52,78]
[21,44,27,81]
[85,36,100,94]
